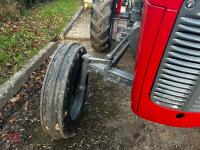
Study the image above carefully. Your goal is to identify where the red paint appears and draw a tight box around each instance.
[167,0,183,10]
[116,0,122,14]
[130,0,200,127]
[147,0,183,10]
[131,0,165,112]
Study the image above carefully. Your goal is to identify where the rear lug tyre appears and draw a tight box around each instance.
[90,0,113,52]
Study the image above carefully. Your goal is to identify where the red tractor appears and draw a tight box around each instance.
[40,0,200,139]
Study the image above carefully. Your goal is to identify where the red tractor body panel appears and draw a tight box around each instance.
[131,0,200,127]
[148,0,183,10]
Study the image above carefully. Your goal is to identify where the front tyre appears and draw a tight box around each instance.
[40,43,88,140]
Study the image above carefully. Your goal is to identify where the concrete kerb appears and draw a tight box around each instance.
[63,7,84,37]
[0,42,58,108]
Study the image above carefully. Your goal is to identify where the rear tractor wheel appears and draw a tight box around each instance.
[90,0,113,52]
[40,43,88,140]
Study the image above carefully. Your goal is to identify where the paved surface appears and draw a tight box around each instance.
[1,10,200,150]
[65,12,90,41]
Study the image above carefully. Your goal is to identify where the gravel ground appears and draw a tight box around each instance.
[1,10,200,150]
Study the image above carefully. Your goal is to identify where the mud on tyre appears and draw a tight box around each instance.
[90,0,113,52]
[40,43,87,140]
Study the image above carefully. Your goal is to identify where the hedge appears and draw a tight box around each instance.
[0,0,55,21]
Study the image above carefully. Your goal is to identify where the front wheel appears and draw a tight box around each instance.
[40,43,88,140]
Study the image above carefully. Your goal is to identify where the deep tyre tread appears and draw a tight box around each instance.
[40,43,87,140]
[90,0,113,52]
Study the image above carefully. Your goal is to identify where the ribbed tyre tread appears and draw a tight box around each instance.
[40,43,87,139]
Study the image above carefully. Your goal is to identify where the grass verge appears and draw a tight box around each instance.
[0,0,80,84]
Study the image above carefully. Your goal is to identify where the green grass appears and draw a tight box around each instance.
[0,0,80,84]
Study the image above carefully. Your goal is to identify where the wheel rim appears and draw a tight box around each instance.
[70,90,84,120]
[68,58,86,121]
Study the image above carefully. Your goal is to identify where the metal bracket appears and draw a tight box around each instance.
[78,21,142,88]
[78,15,141,89]
[89,63,133,87]
[79,52,133,88]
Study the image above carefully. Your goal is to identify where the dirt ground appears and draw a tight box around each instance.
[1,10,200,150]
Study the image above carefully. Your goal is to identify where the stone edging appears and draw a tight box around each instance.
[63,6,84,37]
[0,42,58,108]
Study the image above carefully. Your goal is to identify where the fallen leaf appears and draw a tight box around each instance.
[55,123,60,131]
[10,97,19,103]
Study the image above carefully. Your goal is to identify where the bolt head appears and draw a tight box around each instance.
[186,0,195,9]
